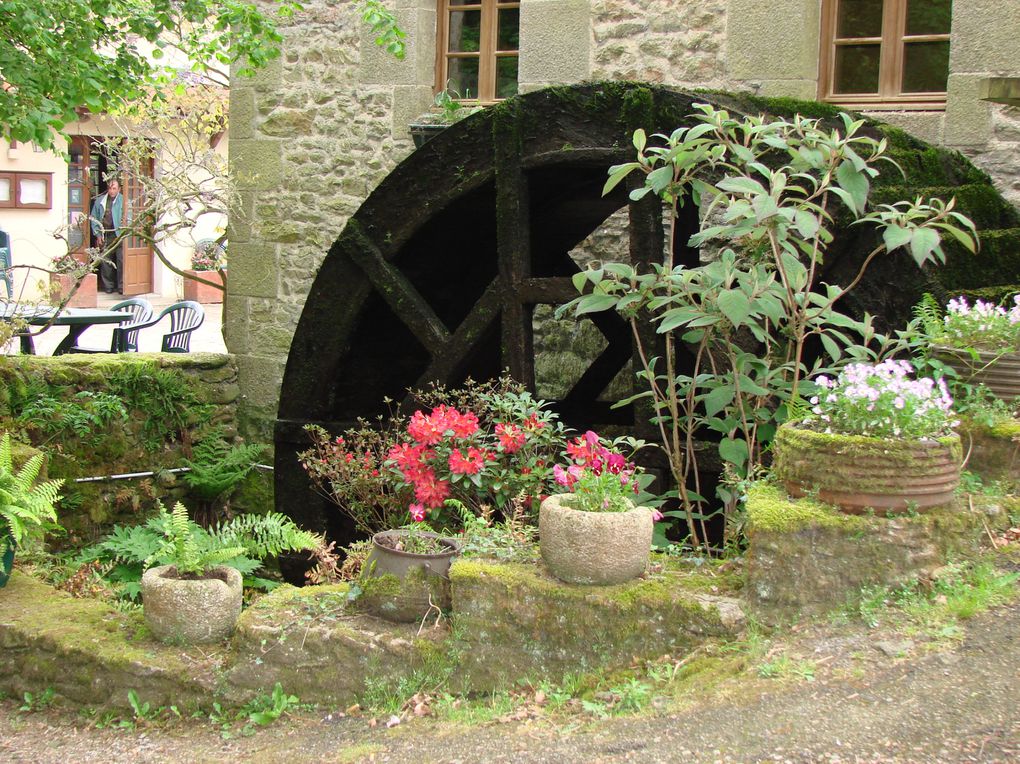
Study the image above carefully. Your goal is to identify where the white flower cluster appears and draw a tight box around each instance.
[940,295,1020,351]
[806,360,957,439]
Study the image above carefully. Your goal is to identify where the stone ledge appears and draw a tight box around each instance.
[449,558,745,692]
[0,573,224,710]
[745,483,1003,623]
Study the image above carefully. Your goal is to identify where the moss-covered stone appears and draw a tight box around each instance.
[746,485,992,623]
[222,583,445,705]
[0,572,222,709]
[448,558,744,692]
[957,417,1020,488]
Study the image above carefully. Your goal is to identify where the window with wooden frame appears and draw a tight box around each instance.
[0,172,53,209]
[436,1,520,103]
[820,0,952,108]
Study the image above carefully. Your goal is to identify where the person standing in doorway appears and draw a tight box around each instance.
[90,179,124,293]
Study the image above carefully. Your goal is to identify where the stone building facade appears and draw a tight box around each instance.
[229,0,1020,438]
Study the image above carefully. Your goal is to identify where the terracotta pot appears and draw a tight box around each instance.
[182,270,225,303]
[539,494,654,585]
[774,424,962,515]
[361,530,461,623]
[49,273,97,308]
[141,564,242,644]
[935,346,1020,402]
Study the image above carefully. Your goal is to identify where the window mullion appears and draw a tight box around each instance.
[879,0,905,98]
[478,1,496,102]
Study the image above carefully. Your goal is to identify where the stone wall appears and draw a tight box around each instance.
[229,0,1020,439]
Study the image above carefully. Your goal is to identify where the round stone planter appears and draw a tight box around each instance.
[142,564,243,644]
[361,530,461,623]
[539,494,654,585]
[773,424,962,514]
[935,346,1020,402]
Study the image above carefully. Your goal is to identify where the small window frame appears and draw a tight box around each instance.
[435,0,520,104]
[819,0,951,110]
[0,171,52,209]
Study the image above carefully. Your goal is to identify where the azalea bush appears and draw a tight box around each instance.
[386,391,567,523]
[299,379,570,535]
[797,360,957,439]
[551,431,654,513]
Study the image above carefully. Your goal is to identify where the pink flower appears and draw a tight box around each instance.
[651,508,663,522]
[553,464,577,488]
[409,503,427,522]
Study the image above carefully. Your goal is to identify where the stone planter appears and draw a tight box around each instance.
[182,270,225,303]
[49,273,97,308]
[773,424,962,515]
[539,494,654,585]
[141,564,242,644]
[935,346,1020,402]
[408,123,449,149]
[360,530,460,623]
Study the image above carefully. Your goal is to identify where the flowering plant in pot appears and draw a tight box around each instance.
[774,360,961,514]
[916,294,1020,403]
[539,431,659,586]
[0,433,63,588]
[183,240,226,303]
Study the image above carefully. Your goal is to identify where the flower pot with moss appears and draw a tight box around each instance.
[408,89,481,148]
[920,295,1020,402]
[360,528,461,623]
[774,361,962,514]
[0,434,63,589]
[539,432,655,586]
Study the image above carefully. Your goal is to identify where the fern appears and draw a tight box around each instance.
[183,435,265,502]
[914,292,945,340]
[77,501,322,596]
[0,433,64,548]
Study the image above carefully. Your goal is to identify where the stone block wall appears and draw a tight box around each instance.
[229,0,1020,438]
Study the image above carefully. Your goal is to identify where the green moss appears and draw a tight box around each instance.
[745,482,865,533]
[960,415,1020,440]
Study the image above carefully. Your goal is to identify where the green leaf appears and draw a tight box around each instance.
[882,224,912,253]
[819,332,842,362]
[702,385,735,418]
[835,160,869,215]
[718,176,767,196]
[574,294,618,315]
[718,438,749,469]
[909,227,941,266]
[717,289,752,328]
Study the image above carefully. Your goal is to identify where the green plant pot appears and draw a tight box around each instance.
[935,346,1020,402]
[774,424,962,514]
[0,542,14,589]
[360,530,461,623]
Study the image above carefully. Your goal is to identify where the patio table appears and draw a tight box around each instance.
[1,305,131,355]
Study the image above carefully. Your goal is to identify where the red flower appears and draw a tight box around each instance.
[448,447,489,475]
[495,422,527,453]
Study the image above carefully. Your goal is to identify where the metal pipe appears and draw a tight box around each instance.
[73,463,275,484]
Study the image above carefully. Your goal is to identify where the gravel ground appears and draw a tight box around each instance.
[2,595,1018,763]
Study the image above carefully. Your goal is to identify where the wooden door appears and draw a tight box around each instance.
[119,157,153,296]
[67,137,97,255]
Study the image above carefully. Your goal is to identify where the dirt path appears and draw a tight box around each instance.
[2,598,1019,763]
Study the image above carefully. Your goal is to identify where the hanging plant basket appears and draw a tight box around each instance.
[934,346,1020,402]
[773,424,962,515]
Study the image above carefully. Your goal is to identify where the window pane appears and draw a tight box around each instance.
[19,178,47,205]
[496,57,518,99]
[833,44,881,94]
[448,0,476,4]
[498,9,520,50]
[447,57,480,100]
[906,0,951,35]
[836,0,884,38]
[0,178,10,203]
[448,10,481,53]
[902,41,950,92]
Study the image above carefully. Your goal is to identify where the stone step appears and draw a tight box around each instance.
[0,573,221,710]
